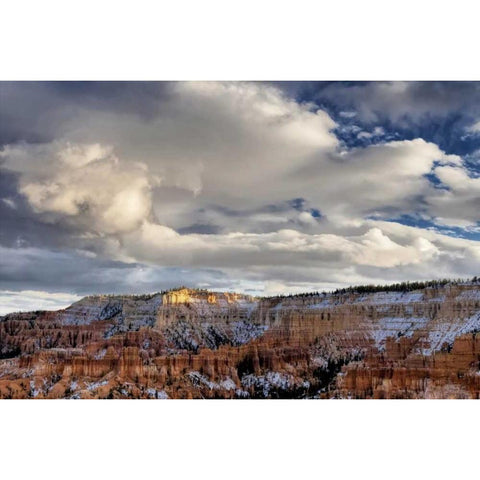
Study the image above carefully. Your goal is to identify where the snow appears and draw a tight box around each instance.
[231,321,268,345]
[428,295,445,303]
[168,295,258,319]
[21,368,35,379]
[370,316,430,350]
[456,290,480,301]
[368,292,424,305]
[164,321,202,352]
[352,291,424,305]
[312,356,329,369]
[307,299,333,310]
[376,306,392,313]
[30,380,40,398]
[236,300,259,316]
[235,389,250,398]
[188,371,220,390]
[421,313,480,355]
[86,379,109,391]
[220,378,237,391]
[187,372,241,393]
[94,349,107,360]
[241,371,295,397]
[164,318,267,351]
[59,294,162,327]
[146,388,168,399]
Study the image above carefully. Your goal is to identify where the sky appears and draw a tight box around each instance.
[1,81,480,313]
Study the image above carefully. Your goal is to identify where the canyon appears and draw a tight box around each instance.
[1,283,480,399]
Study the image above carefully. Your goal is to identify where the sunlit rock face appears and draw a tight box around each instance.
[162,288,192,305]
[1,283,480,398]
[162,288,254,306]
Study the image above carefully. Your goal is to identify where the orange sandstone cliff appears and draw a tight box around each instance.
[1,283,479,399]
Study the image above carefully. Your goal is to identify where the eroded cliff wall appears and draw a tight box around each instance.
[1,285,479,398]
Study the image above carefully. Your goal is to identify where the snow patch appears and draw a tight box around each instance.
[456,290,480,301]
[368,292,424,305]
[371,316,430,350]
[241,371,295,397]
[30,380,40,398]
[188,371,220,390]
[421,313,480,355]
[220,378,237,391]
[86,379,109,391]
[94,349,107,360]
[146,388,168,399]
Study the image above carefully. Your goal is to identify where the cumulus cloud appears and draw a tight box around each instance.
[114,221,471,280]
[292,138,462,224]
[426,164,480,227]
[53,82,339,212]
[1,141,159,234]
[357,126,385,139]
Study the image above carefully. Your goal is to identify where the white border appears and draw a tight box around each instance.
[2,1,479,80]
[1,1,479,477]
[0,399,478,479]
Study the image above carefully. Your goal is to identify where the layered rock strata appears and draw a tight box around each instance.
[1,285,479,399]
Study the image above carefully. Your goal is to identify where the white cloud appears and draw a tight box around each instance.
[1,142,159,234]
[357,126,385,139]
[426,164,480,227]
[300,138,461,223]
[0,290,81,315]
[114,220,462,273]
[339,111,357,119]
[468,120,480,133]
[2,198,16,209]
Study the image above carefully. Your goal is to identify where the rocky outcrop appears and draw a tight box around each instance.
[1,284,479,398]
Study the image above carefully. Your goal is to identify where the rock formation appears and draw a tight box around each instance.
[1,284,479,399]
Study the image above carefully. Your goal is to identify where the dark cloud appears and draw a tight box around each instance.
[0,244,232,296]
[0,81,172,146]
[177,224,221,235]
[0,170,78,249]
[296,81,480,122]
